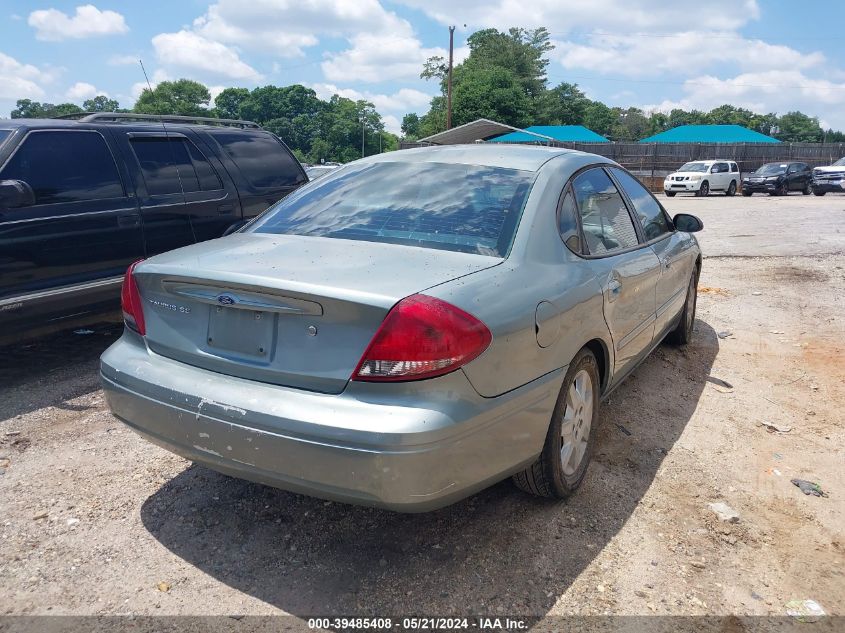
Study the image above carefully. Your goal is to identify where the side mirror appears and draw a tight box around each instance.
[674,213,703,233]
[0,180,35,209]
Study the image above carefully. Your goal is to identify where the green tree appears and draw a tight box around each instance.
[776,111,823,142]
[10,99,83,118]
[459,28,552,99]
[610,107,650,141]
[133,79,212,116]
[213,87,249,119]
[82,95,120,112]
[582,101,616,136]
[538,82,589,125]
[452,67,532,128]
[401,113,421,139]
[706,104,755,127]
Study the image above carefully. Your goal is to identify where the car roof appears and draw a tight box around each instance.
[0,119,267,134]
[361,144,577,172]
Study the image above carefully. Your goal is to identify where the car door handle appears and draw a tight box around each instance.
[217,203,235,214]
[605,279,622,302]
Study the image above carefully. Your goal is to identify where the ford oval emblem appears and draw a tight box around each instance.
[217,294,236,306]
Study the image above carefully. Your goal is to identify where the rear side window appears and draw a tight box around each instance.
[251,161,533,257]
[0,130,124,204]
[610,168,671,241]
[730,162,739,173]
[572,168,639,255]
[213,132,306,189]
[130,137,222,196]
[558,188,581,253]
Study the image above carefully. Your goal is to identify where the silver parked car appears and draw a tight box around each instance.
[101,145,703,511]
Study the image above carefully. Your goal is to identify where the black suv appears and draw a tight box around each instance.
[0,113,307,345]
[741,162,813,196]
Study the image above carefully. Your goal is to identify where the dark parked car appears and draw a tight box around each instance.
[0,113,307,346]
[741,162,812,196]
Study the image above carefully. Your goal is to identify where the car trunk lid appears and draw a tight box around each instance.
[133,234,501,394]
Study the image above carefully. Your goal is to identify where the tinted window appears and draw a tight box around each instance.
[0,131,123,204]
[730,162,739,173]
[558,188,581,253]
[0,130,11,148]
[713,162,729,173]
[251,161,534,257]
[130,137,222,196]
[214,132,306,189]
[611,168,671,241]
[572,168,639,255]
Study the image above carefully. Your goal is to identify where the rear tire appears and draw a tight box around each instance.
[742,190,752,197]
[513,349,599,498]
[665,191,676,197]
[802,182,813,195]
[726,180,737,196]
[813,190,826,196]
[666,270,698,346]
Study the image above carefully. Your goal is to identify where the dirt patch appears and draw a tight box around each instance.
[767,265,830,284]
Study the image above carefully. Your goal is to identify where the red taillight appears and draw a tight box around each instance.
[121,259,146,335]
[352,294,492,382]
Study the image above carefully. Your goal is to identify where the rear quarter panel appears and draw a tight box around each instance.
[427,153,616,398]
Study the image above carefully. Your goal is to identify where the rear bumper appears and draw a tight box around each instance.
[100,331,562,511]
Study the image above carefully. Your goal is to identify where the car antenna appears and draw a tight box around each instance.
[138,59,196,241]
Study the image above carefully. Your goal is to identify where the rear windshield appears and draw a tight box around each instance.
[250,161,535,257]
[678,162,708,172]
[0,130,11,148]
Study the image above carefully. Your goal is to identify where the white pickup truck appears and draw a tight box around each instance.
[664,160,740,197]
[812,157,845,196]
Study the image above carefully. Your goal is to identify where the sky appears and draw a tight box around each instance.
[2,0,844,134]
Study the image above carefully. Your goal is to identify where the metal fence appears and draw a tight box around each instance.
[400,140,845,189]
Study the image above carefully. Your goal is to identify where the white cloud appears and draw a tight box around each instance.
[28,4,128,41]
[396,0,760,32]
[193,0,400,57]
[552,32,824,77]
[65,81,100,101]
[175,0,438,83]
[382,114,401,135]
[322,30,446,83]
[0,52,48,99]
[108,54,138,66]
[151,30,261,81]
[311,83,433,112]
[643,71,845,130]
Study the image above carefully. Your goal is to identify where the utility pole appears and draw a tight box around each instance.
[446,25,455,130]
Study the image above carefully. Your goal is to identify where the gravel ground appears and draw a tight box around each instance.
[0,192,843,620]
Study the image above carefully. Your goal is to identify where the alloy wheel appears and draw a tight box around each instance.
[560,369,594,476]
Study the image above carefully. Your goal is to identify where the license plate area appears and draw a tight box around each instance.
[207,306,275,359]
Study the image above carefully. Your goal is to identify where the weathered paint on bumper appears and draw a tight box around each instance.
[100,331,563,512]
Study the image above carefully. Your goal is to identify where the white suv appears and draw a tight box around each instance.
[664,160,740,197]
